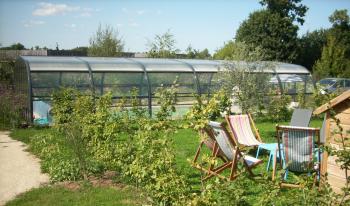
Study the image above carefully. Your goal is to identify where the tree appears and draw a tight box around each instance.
[185,45,211,59]
[88,24,124,57]
[235,10,299,62]
[259,0,308,25]
[314,9,350,79]
[214,41,268,61]
[329,9,349,27]
[146,30,179,58]
[296,29,327,71]
[313,36,350,79]
[0,43,26,50]
[328,9,350,56]
[218,42,272,113]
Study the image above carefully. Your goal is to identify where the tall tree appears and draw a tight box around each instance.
[313,36,349,79]
[235,10,299,62]
[146,30,179,58]
[313,9,350,79]
[259,0,308,25]
[88,24,124,57]
[296,29,327,70]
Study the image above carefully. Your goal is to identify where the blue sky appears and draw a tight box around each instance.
[0,0,349,53]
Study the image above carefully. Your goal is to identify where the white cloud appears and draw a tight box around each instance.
[116,23,124,27]
[23,20,45,27]
[33,2,79,16]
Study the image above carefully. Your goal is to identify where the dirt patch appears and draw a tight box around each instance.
[56,181,81,191]
[57,171,127,191]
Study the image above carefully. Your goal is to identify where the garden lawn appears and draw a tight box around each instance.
[5,185,143,206]
[8,119,323,205]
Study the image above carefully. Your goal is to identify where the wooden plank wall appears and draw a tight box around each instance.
[326,99,349,193]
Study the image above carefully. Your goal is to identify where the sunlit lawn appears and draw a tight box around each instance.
[7,119,322,205]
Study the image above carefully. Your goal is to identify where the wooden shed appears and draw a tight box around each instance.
[314,90,350,193]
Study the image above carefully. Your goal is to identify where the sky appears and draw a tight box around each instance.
[0,0,350,53]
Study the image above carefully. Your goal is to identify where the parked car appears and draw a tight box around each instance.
[318,78,350,94]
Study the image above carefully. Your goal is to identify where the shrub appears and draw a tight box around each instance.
[266,94,292,122]
[0,83,26,129]
[185,89,231,130]
[29,133,102,182]
[126,83,190,205]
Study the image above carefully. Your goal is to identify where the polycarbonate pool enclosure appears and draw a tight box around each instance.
[14,56,314,123]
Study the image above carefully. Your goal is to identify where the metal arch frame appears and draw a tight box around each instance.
[18,56,34,123]
[174,59,201,95]
[76,57,95,95]
[127,58,153,117]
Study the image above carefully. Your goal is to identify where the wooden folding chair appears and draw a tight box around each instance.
[225,113,262,147]
[192,127,228,181]
[226,114,283,172]
[192,121,262,181]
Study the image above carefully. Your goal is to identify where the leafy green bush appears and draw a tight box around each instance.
[0,84,26,129]
[185,89,231,130]
[29,133,102,182]
[265,94,292,122]
[126,83,190,205]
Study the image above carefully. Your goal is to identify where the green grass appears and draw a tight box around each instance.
[7,119,323,205]
[10,126,53,144]
[6,185,144,206]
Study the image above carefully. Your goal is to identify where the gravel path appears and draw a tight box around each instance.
[0,131,49,205]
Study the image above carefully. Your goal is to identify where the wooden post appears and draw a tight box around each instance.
[320,111,331,187]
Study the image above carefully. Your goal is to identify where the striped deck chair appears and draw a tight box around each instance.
[192,121,262,181]
[226,114,283,172]
[192,128,228,169]
[275,125,320,187]
[226,114,262,147]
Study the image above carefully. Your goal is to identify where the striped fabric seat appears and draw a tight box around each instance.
[191,120,262,181]
[227,114,262,146]
[209,121,261,165]
[280,126,317,172]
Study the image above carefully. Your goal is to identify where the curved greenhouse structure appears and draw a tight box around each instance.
[14,56,314,123]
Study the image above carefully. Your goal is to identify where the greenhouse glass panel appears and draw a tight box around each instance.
[99,72,147,97]
[148,73,196,94]
[31,72,60,97]
[61,72,91,93]
[92,73,103,96]
[208,72,222,94]
[148,72,197,105]
[197,72,213,94]
[32,100,52,124]
[303,75,315,94]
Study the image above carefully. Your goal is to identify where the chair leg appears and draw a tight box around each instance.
[267,152,273,171]
[272,150,277,180]
[284,169,288,180]
[202,162,232,181]
[256,146,261,158]
[193,141,204,163]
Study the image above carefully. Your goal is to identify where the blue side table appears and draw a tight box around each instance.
[256,143,284,171]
